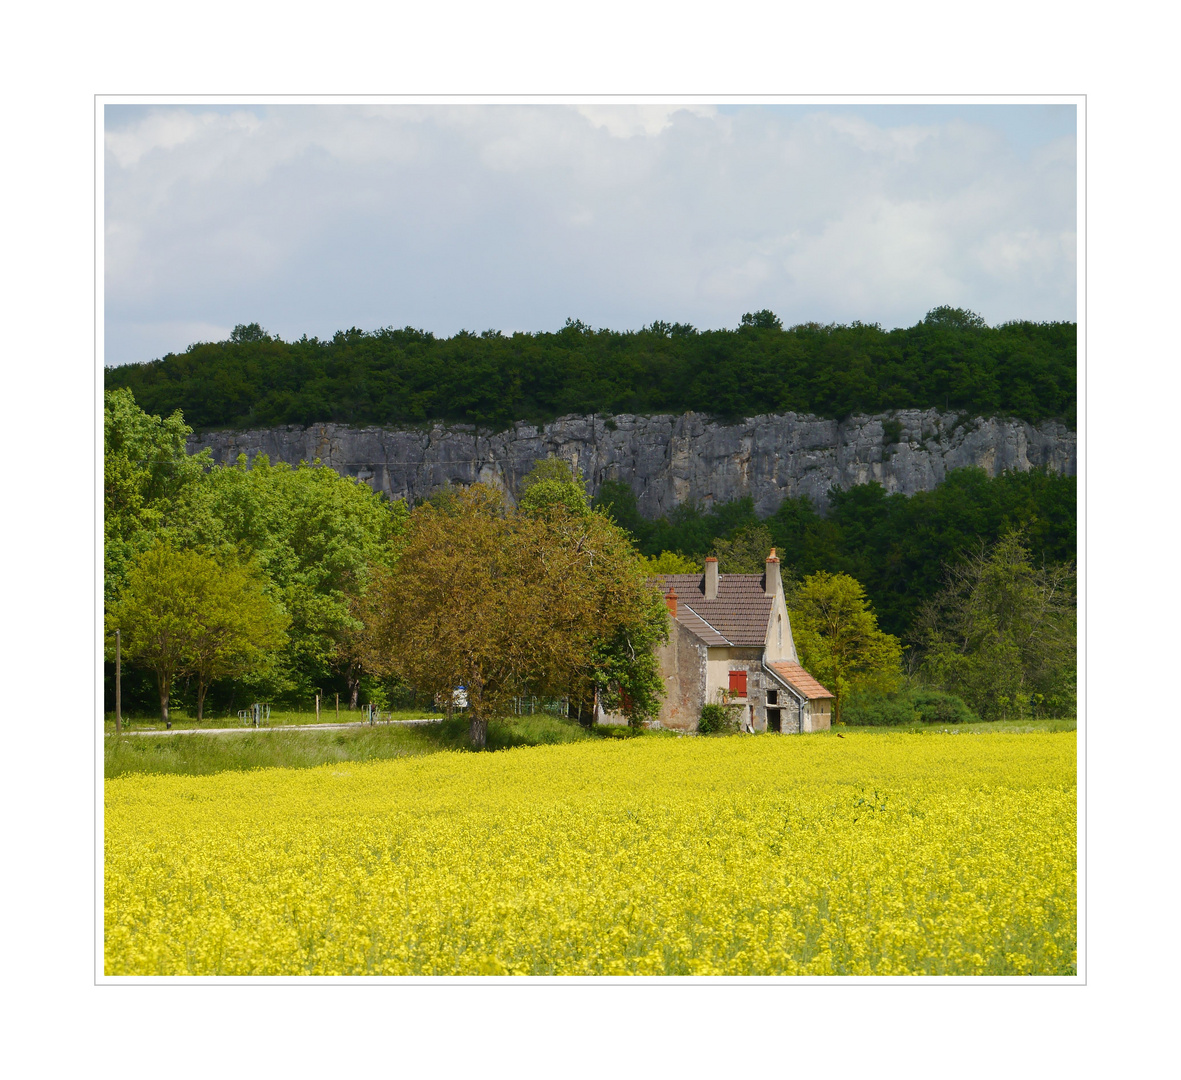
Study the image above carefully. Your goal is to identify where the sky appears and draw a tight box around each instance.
[103,101,1077,366]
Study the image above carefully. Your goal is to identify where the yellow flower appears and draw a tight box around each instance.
[105,731,1076,976]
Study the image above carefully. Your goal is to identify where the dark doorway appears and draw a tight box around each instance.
[767,708,781,733]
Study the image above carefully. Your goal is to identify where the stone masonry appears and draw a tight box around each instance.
[190,409,1076,514]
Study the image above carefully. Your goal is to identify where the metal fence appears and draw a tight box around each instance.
[237,703,272,726]
[510,696,569,717]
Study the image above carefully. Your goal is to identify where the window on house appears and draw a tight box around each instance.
[766,689,778,705]
[728,670,747,696]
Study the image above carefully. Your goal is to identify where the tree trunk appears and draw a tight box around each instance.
[196,678,207,722]
[158,673,171,729]
[469,713,487,750]
[348,674,360,710]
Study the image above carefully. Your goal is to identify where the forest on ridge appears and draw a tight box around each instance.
[104,307,1076,432]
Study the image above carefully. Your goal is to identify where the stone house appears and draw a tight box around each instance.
[610,550,834,733]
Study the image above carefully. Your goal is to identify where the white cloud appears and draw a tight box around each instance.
[105,109,262,169]
[103,103,1076,365]
[574,103,716,138]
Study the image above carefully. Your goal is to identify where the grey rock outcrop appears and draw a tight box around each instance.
[189,409,1075,515]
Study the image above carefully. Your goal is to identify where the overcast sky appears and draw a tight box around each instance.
[103,102,1076,367]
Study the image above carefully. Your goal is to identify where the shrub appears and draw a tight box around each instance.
[697,702,738,735]
[911,690,978,725]
[843,689,980,726]
[842,691,918,727]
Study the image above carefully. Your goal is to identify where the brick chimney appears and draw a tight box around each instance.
[765,548,781,598]
[704,557,719,600]
[666,586,678,617]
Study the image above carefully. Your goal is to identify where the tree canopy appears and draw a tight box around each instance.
[594,465,1075,640]
[361,478,667,747]
[790,572,903,723]
[104,387,211,604]
[106,541,289,725]
[104,390,409,717]
[104,309,1076,432]
[170,452,407,699]
[913,532,1076,719]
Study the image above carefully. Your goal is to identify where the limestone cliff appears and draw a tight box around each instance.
[189,409,1076,515]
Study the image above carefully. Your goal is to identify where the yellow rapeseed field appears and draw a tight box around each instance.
[104,731,1076,976]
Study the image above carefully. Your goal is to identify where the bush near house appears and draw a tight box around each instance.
[697,702,739,735]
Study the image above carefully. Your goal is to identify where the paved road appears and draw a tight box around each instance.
[106,719,445,737]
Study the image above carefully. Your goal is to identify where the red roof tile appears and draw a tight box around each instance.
[768,661,834,700]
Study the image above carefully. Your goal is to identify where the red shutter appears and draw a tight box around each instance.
[728,670,747,696]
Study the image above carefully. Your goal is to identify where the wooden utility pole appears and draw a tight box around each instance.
[315,692,321,723]
[115,629,122,735]
[335,692,339,722]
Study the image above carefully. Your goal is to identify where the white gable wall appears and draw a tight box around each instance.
[762,569,798,665]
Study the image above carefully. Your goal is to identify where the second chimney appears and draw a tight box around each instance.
[765,548,781,598]
[704,557,719,600]
[666,586,678,618]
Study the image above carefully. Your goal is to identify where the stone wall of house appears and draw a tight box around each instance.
[653,621,709,731]
[190,408,1076,515]
[804,699,832,733]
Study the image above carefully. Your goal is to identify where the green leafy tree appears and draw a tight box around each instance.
[106,541,288,726]
[711,524,776,573]
[363,483,666,747]
[104,388,211,604]
[638,551,700,575]
[760,469,1076,639]
[173,454,407,702]
[592,480,652,545]
[740,309,783,330]
[790,571,903,723]
[517,459,668,725]
[517,455,591,517]
[183,560,290,720]
[914,532,1076,719]
[105,313,1075,434]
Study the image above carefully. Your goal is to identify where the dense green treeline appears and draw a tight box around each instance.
[595,465,1075,641]
[106,387,1075,724]
[105,388,407,717]
[104,307,1076,432]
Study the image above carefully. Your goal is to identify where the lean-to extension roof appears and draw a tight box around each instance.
[767,661,834,701]
[656,573,772,648]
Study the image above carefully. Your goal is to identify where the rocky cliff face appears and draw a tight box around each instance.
[189,409,1076,515]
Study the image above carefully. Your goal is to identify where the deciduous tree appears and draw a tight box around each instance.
[184,560,290,720]
[914,532,1076,719]
[363,481,666,748]
[712,524,776,574]
[637,551,700,575]
[173,453,407,700]
[790,571,902,723]
[104,388,211,604]
[106,542,288,725]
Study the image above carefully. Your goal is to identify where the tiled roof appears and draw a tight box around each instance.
[655,573,772,648]
[768,661,834,700]
[673,605,731,647]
